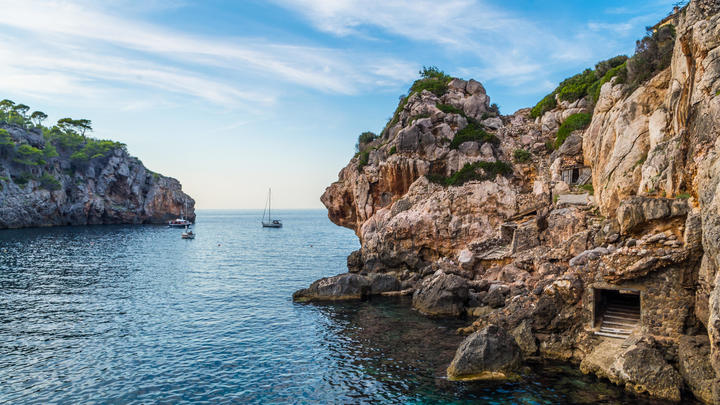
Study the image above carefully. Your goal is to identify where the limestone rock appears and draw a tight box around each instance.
[292,273,370,302]
[447,325,522,380]
[412,272,469,316]
[678,335,717,404]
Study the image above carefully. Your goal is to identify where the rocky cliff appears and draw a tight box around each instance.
[0,118,194,229]
[297,1,720,403]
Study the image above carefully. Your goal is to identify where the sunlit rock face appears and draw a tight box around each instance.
[305,1,720,402]
[0,124,194,228]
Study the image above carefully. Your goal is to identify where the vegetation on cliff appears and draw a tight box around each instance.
[530,25,676,119]
[427,161,512,187]
[555,112,592,148]
[0,98,127,189]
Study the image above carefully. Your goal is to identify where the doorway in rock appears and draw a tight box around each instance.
[593,289,641,339]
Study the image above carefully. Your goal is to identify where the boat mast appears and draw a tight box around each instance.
[269,188,271,220]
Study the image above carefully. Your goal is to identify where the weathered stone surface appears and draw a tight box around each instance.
[581,340,683,402]
[412,272,469,316]
[447,325,521,380]
[678,335,717,404]
[292,273,370,302]
[616,196,688,234]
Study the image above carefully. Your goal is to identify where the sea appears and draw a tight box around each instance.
[0,210,685,404]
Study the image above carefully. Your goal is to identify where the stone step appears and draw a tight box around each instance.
[595,331,629,339]
[604,320,638,327]
[604,312,640,319]
[599,327,633,334]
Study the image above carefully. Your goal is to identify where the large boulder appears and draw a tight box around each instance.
[447,325,522,380]
[292,273,370,302]
[412,272,469,316]
[581,340,683,402]
[678,335,717,404]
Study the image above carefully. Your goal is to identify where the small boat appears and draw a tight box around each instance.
[169,199,192,227]
[261,188,282,228]
[181,226,195,239]
[169,218,192,227]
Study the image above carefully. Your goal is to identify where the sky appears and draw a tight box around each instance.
[0,0,676,209]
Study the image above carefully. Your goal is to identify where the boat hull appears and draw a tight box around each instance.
[262,222,282,228]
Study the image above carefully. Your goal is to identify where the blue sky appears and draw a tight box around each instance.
[0,0,675,208]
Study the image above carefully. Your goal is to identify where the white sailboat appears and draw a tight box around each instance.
[169,199,192,227]
[261,188,282,228]
[181,225,195,239]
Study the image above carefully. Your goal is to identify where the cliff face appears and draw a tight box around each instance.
[0,124,194,229]
[300,1,720,402]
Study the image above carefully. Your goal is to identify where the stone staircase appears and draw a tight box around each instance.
[594,303,640,339]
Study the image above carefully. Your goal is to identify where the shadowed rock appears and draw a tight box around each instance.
[412,273,469,317]
[447,325,521,381]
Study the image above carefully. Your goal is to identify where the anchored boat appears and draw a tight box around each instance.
[181,225,195,239]
[169,199,192,227]
[261,188,282,228]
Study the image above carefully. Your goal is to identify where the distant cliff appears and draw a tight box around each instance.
[0,105,194,229]
[298,1,720,403]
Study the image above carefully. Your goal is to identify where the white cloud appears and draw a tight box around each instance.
[0,0,416,106]
[270,0,591,84]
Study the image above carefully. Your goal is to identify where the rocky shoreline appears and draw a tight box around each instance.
[0,121,194,229]
[295,1,720,403]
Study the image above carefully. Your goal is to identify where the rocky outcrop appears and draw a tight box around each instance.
[297,1,720,402]
[292,273,402,302]
[0,124,193,228]
[446,325,521,380]
[412,272,469,316]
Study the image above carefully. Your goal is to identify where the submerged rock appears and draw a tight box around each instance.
[447,325,521,380]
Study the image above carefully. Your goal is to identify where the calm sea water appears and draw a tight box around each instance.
[0,210,680,404]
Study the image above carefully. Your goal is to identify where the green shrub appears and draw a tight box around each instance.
[675,192,691,199]
[43,142,58,159]
[427,161,513,187]
[589,62,627,103]
[358,150,370,169]
[530,94,557,119]
[555,113,592,148]
[437,103,464,115]
[450,120,498,149]
[626,25,675,91]
[595,55,628,78]
[513,149,531,163]
[12,172,33,187]
[409,66,452,97]
[579,183,594,195]
[357,131,377,145]
[13,144,45,166]
[39,173,61,191]
[556,69,597,102]
[389,146,397,155]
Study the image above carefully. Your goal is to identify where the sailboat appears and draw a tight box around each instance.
[181,225,195,239]
[169,199,192,227]
[261,188,282,228]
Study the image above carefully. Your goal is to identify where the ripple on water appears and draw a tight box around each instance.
[0,210,692,404]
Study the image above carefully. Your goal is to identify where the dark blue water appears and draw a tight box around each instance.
[0,210,676,404]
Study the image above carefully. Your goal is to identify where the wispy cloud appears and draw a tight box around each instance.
[0,0,416,106]
[270,0,593,84]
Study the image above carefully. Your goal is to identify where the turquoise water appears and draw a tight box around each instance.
[0,210,681,404]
